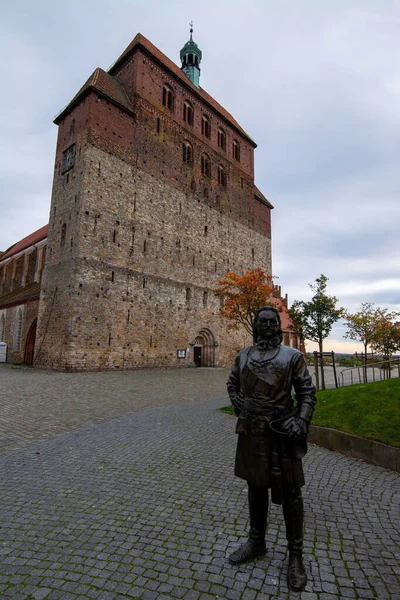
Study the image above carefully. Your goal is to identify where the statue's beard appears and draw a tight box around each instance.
[255,330,282,350]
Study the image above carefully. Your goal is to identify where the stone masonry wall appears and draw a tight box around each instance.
[35,44,272,371]
[36,141,269,370]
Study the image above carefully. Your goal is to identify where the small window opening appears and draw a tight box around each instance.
[201,154,211,178]
[218,165,227,187]
[182,141,193,165]
[162,85,174,110]
[183,101,194,126]
[233,140,240,161]
[60,223,67,248]
[201,116,211,139]
[218,128,226,151]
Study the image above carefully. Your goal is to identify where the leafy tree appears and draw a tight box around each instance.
[290,274,344,390]
[344,302,376,355]
[344,302,377,381]
[213,268,275,336]
[370,309,400,360]
[288,300,306,350]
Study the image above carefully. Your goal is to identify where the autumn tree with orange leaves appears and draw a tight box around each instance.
[213,268,276,336]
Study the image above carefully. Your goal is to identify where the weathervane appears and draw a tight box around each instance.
[189,21,193,40]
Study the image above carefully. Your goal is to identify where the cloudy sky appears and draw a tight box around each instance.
[1,0,399,352]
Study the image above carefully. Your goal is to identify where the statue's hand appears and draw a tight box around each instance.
[232,393,244,416]
[285,417,308,440]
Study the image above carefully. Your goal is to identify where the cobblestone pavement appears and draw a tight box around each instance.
[1,366,399,599]
[0,364,230,454]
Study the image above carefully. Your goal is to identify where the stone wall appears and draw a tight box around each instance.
[35,142,269,370]
[35,43,272,371]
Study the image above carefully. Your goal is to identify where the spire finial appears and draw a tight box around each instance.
[180,24,202,87]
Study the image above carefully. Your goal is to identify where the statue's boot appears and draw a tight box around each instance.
[229,484,268,565]
[283,491,307,591]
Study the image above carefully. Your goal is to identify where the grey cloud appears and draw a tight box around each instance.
[0,0,399,352]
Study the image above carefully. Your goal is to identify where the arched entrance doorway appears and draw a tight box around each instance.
[191,328,217,367]
[24,318,37,365]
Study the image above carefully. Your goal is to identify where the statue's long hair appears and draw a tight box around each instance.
[252,305,283,345]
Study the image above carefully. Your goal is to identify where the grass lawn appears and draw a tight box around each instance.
[313,378,400,447]
[221,378,400,447]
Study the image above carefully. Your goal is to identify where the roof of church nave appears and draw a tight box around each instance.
[1,224,48,262]
[55,33,256,147]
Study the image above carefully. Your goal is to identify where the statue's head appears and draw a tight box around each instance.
[253,306,282,345]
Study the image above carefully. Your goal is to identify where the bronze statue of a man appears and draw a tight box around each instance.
[227,306,316,592]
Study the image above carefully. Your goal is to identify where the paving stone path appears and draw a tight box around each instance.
[0,364,399,599]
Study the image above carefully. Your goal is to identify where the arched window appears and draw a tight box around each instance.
[217,128,226,151]
[218,165,227,187]
[60,223,67,248]
[183,100,194,126]
[0,313,5,342]
[201,153,211,178]
[162,84,174,110]
[182,141,193,165]
[14,308,23,352]
[201,115,211,139]
[232,139,240,161]
[188,54,193,65]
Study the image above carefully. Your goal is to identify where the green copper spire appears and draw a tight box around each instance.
[180,22,202,88]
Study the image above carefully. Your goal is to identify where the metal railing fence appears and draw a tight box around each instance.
[339,357,400,387]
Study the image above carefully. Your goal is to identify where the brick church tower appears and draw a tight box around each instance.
[34,31,273,370]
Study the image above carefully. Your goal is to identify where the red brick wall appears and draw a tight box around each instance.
[108,50,271,239]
